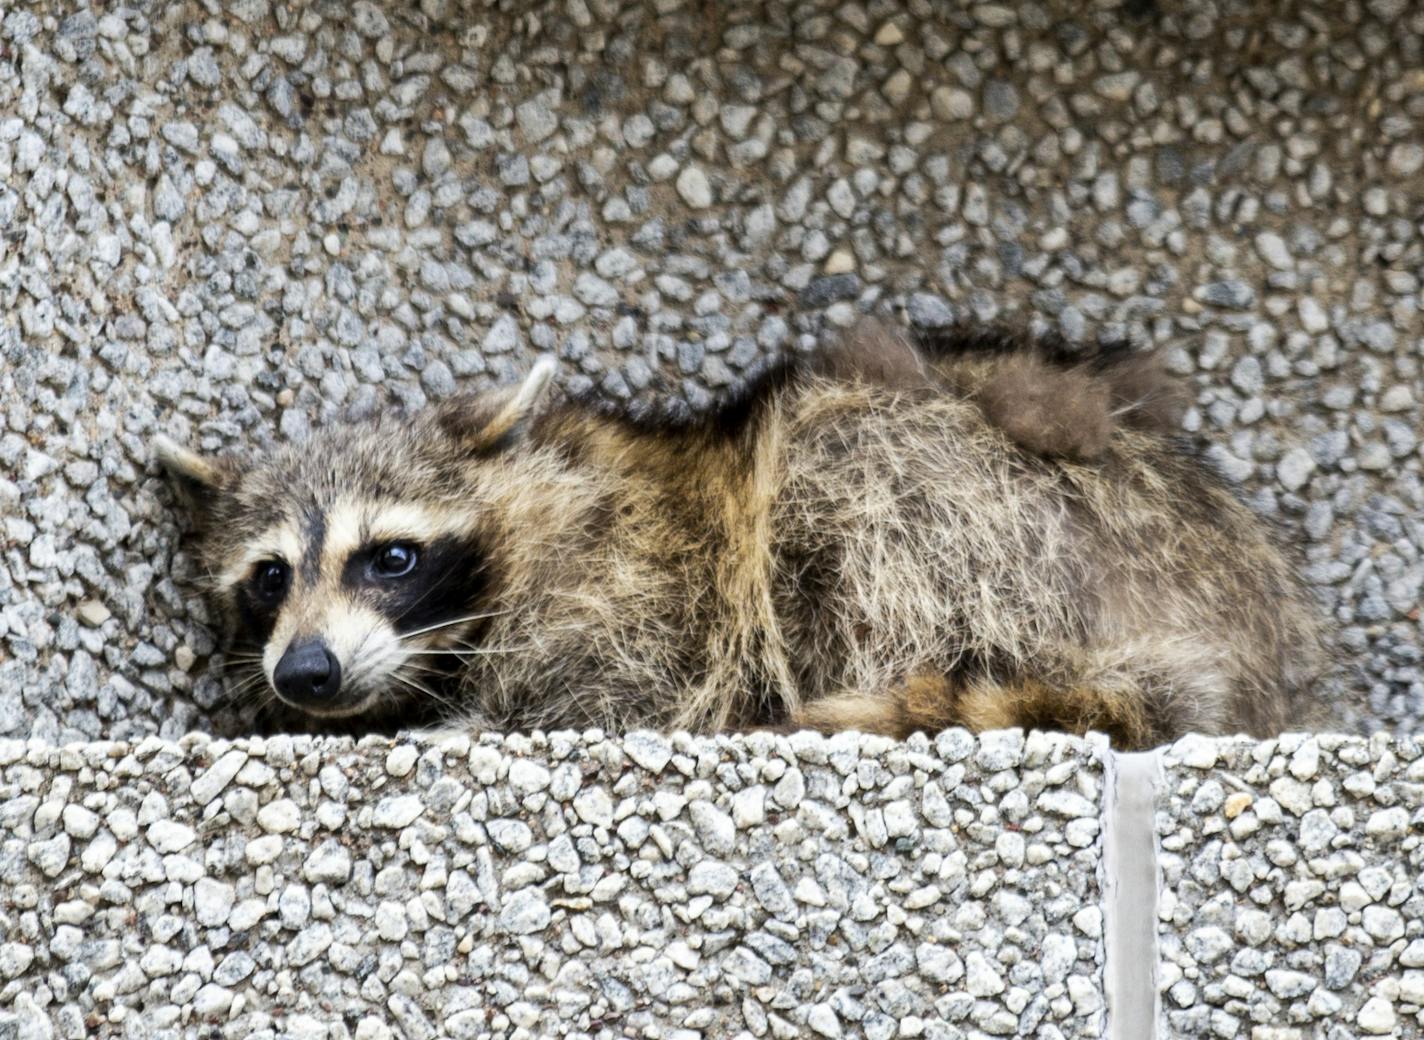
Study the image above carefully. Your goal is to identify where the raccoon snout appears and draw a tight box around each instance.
[273,639,343,707]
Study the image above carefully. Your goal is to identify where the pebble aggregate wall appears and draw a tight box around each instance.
[0,0,1422,742]
[0,729,1107,1040]
[1157,732,1424,1039]
[4,729,1424,1039]
[2,2,1424,1031]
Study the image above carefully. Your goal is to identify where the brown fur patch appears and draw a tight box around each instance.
[973,355,1114,463]
[818,318,931,389]
[1100,351,1188,434]
[792,692,908,737]
[793,671,1157,747]
[911,324,1189,455]
[952,676,1155,748]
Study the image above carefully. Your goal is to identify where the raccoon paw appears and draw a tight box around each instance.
[409,722,486,746]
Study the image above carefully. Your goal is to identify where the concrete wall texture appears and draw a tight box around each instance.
[0,730,1108,1040]
[0,729,1421,1039]
[1157,733,1424,1039]
[2,1,1424,1038]
[0,0,1421,742]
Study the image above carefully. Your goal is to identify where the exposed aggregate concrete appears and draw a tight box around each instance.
[6,727,1424,1038]
[3,2,1424,1038]
[1158,732,1424,1039]
[0,0,1420,741]
[0,728,1106,1039]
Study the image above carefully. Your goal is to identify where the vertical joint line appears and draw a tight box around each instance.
[1103,748,1163,1040]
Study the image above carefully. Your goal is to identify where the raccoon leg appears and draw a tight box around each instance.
[409,709,500,745]
[791,672,1160,748]
[411,724,483,745]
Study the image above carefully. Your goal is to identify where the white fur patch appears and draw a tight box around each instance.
[263,596,409,717]
[320,499,366,580]
[320,498,472,580]
[326,599,403,690]
[365,501,469,547]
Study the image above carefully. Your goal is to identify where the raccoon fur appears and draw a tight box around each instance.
[155,320,1333,749]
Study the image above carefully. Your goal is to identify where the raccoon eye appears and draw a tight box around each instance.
[371,542,419,579]
[251,560,290,606]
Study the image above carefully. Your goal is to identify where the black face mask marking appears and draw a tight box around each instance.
[235,572,285,648]
[341,534,490,638]
[299,507,327,584]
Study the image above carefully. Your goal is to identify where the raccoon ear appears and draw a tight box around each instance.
[443,357,558,452]
[152,435,232,527]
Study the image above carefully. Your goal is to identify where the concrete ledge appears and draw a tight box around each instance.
[6,728,1420,1039]
[1157,733,1424,1038]
[0,729,1106,1040]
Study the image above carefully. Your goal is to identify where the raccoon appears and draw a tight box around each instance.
[155,320,1333,748]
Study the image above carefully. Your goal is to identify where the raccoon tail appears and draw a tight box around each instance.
[789,671,1162,749]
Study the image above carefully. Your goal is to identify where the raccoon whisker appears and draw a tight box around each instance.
[397,654,453,671]
[220,643,266,661]
[390,578,458,632]
[393,672,458,703]
[449,626,551,653]
[390,669,465,717]
[225,665,268,690]
[224,686,264,709]
[390,663,440,694]
[416,637,480,654]
[394,609,514,642]
[239,688,278,713]
[399,663,450,679]
[225,674,274,711]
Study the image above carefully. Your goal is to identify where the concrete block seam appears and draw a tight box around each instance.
[1103,748,1165,1040]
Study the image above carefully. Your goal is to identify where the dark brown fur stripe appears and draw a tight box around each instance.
[560,354,806,440]
[914,322,1131,371]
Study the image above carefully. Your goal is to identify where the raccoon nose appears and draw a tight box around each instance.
[273,639,342,706]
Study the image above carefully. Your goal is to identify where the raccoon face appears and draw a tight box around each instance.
[210,500,493,719]
[154,359,557,722]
